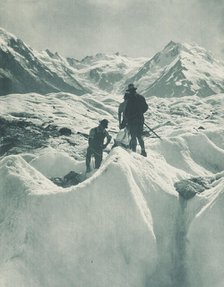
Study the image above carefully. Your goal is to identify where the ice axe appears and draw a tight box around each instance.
[144,123,162,140]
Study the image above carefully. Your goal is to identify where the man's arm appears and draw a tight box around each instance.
[102,131,112,149]
[118,101,128,128]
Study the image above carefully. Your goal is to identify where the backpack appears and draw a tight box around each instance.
[125,93,148,120]
[139,95,148,114]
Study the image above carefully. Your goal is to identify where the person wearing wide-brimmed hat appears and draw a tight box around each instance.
[86,119,112,172]
[124,83,148,156]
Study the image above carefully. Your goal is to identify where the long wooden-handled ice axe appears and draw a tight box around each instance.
[144,122,162,140]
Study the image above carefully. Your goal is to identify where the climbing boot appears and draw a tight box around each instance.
[141,150,147,157]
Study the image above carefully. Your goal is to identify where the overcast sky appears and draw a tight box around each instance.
[0,0,224,60]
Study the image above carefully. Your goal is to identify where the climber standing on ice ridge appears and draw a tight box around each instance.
[124,83,148,156]
[86,119,112,173]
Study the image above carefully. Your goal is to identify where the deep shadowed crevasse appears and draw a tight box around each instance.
[145,196,189,287]
[172,197,189,287]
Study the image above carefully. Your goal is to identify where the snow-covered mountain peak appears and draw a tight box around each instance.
[80,53,111,64]
[0,28,88,96]
[128,40,224,97]
[81,52,128,65]
[75,52,148,92]
[1,27,224,98]
[45,49,63,60]
[163,40,223,69]
[163,40,181,54]
[163,40,211,59]
[0,27,32,55]
[0,27,17,45]
[144,40,221,72]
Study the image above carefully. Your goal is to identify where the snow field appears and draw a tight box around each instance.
[0,91,224,286]
[1,129,224,286]
[0,149,158,287]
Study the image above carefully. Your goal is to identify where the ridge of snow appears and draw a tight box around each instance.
[0,149,158,287]
[1,141,224,286]
[0,88,224,286]
[0,27,18,46]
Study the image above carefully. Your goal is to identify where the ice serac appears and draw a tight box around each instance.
[127,41,224,98]
[0,28,87,96]
[0,151,157,287]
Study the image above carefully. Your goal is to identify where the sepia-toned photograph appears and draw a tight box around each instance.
[0,1,224,286]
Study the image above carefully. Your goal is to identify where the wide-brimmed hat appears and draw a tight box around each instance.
[99,119,109,128]
[126,83,137,91]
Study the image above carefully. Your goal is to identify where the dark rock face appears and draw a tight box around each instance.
[0,117,59,156]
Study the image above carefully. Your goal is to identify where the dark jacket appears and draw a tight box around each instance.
[88,126,111,151]
[124,92,148,122]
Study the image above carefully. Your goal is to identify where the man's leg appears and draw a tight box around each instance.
[137,135,147,156]
[137,135,145,150]
[137,121,147,156]
[129,125,137,152]
[94,150,103,169]
[86,147,93,172]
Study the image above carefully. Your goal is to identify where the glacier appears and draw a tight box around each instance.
[0,94,224,286]
[1,28,224,287]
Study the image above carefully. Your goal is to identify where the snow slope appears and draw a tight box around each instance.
[0,90,224,286]
[0,150,157,287]
[0,143,224,287]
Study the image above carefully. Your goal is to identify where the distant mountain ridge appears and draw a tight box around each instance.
[127,41,224,97]
[0,28,87,96]
[70,52,148,93]
[1,28,224,97]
